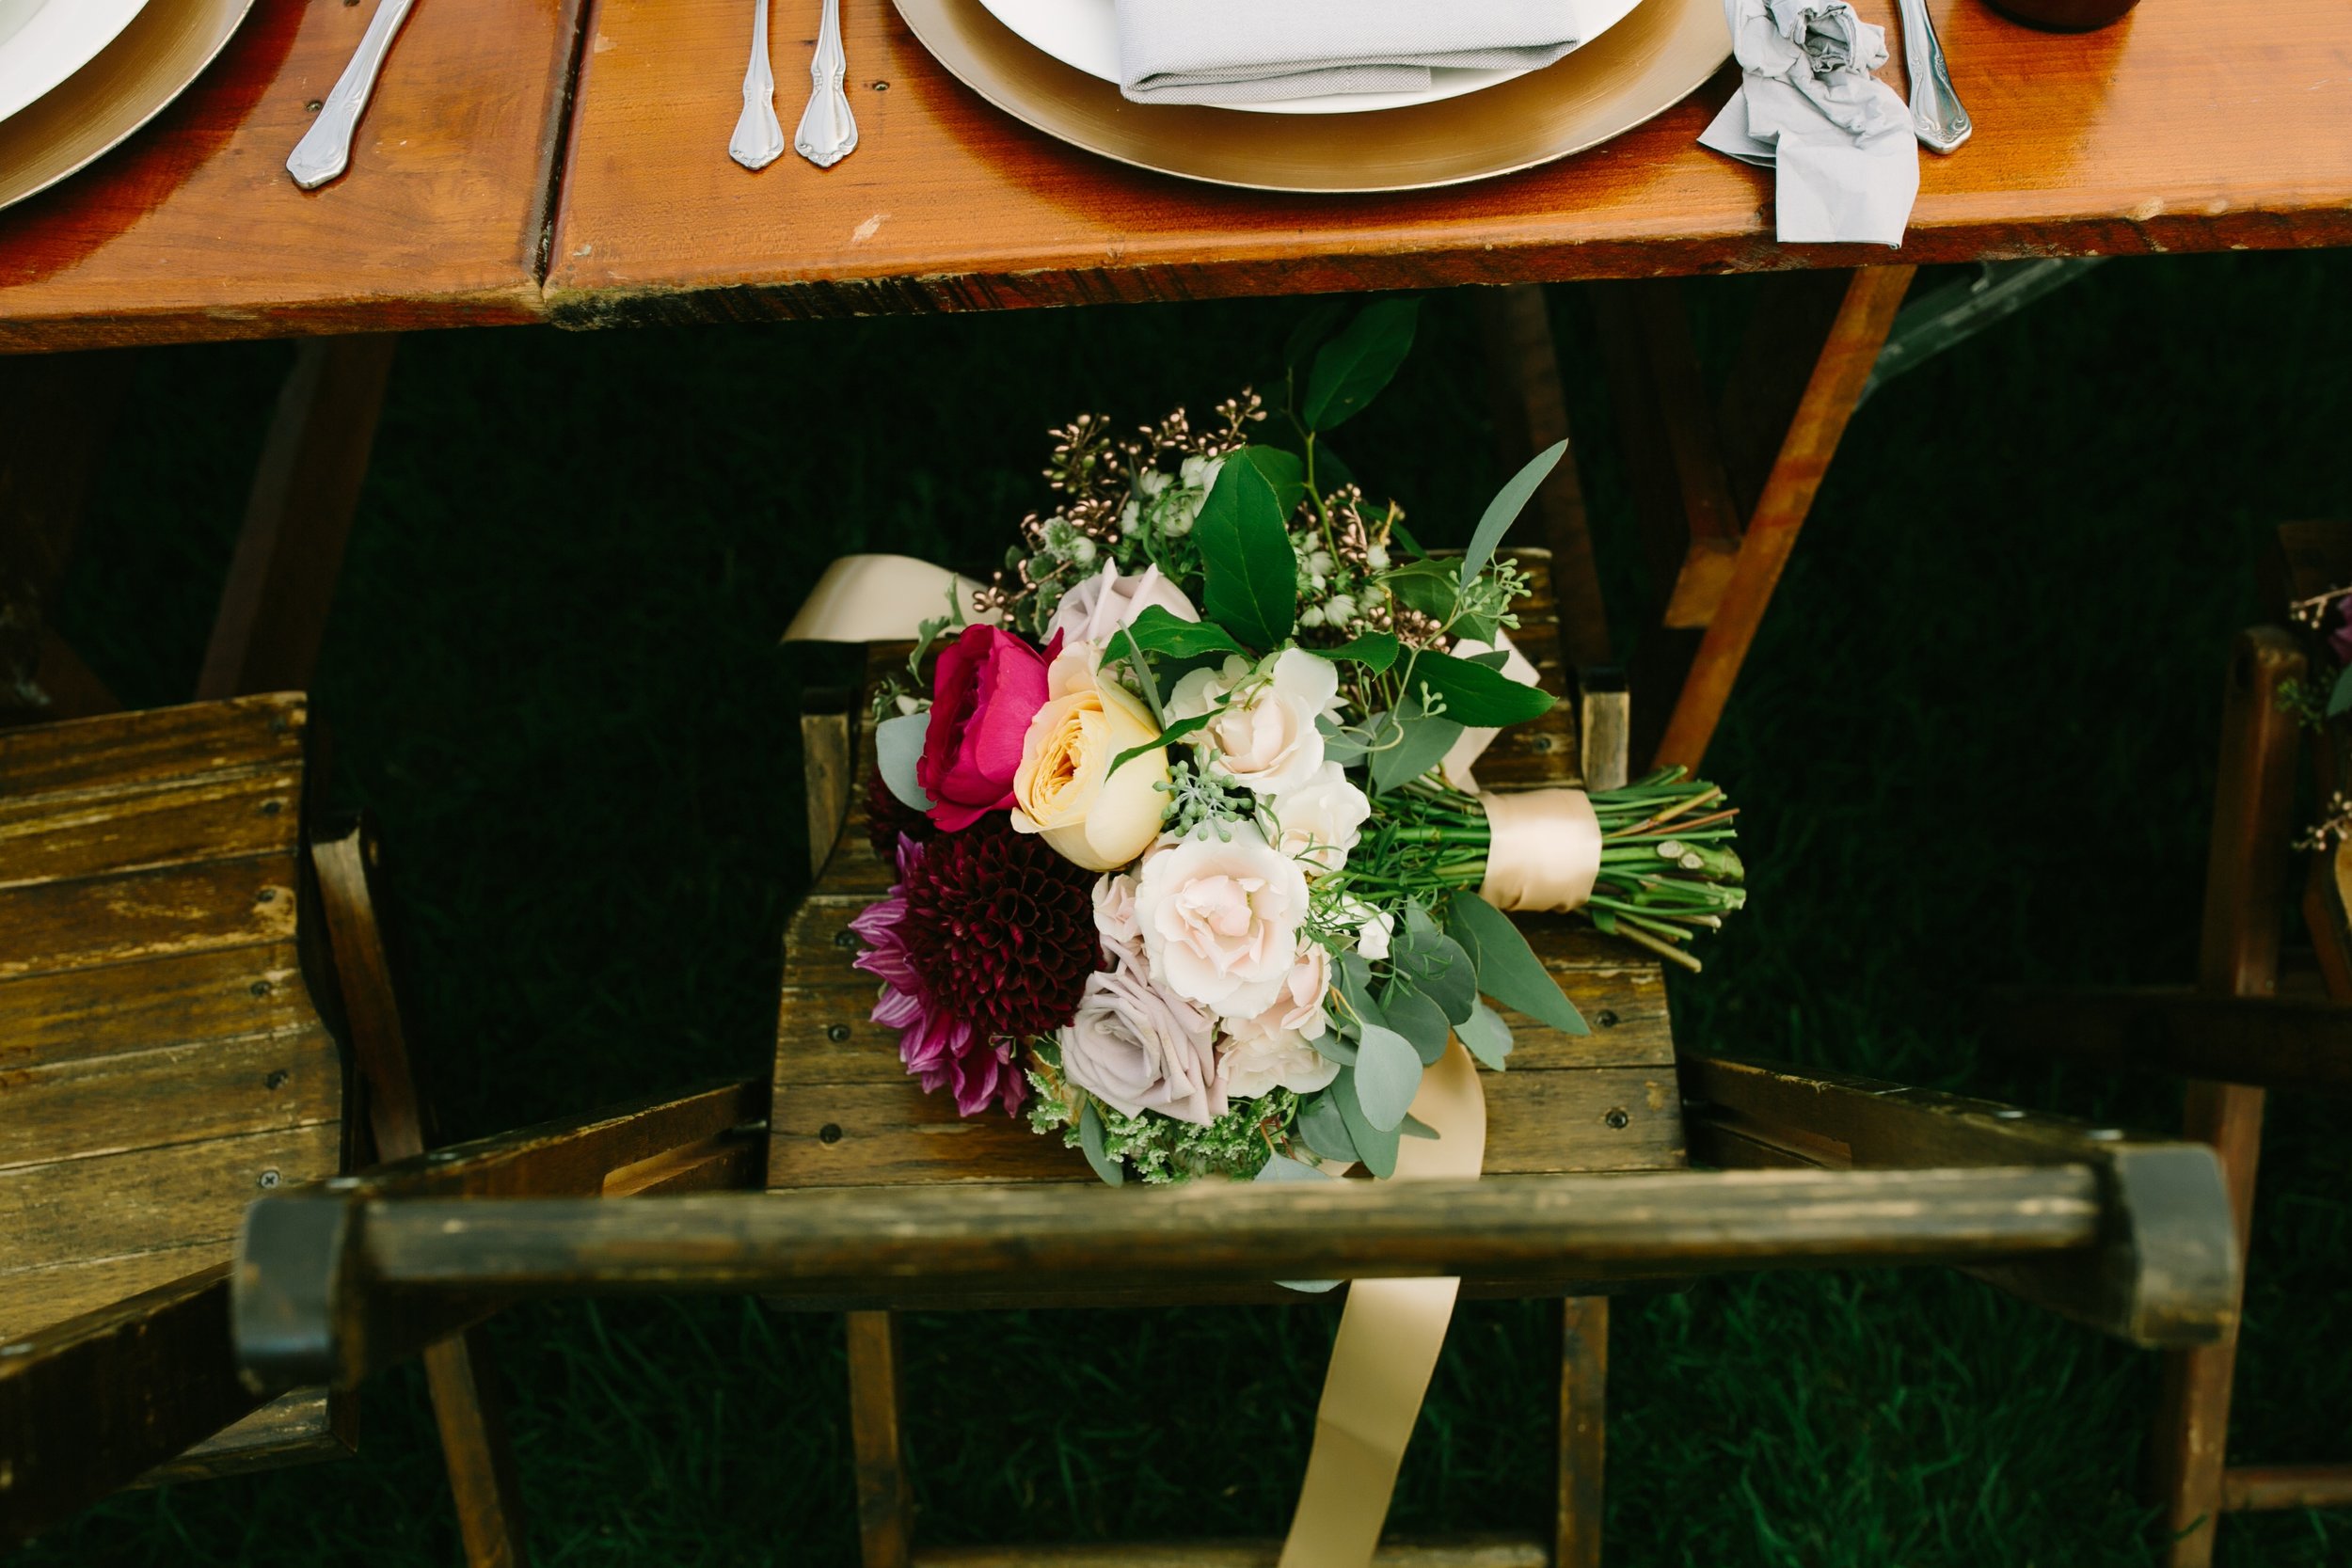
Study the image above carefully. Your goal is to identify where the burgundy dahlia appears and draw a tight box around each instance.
[850,821,1100,1117]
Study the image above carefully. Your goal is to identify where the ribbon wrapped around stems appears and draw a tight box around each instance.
[1476,786,1603,915]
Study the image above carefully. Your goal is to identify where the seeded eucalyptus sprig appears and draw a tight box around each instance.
[1352,770,1745,973]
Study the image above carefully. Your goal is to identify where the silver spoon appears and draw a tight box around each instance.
[729,0,787,171]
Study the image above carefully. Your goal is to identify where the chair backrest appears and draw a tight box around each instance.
[0,694,350,1474]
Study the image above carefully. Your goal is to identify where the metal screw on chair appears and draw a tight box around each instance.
[251,980,274,997]
[827,1024,851,1041]
[834,929,857,949]
[1595,1010,1619,1029]
[264,1069,289,1090]
[257,887,278,903]
[258,1169,281,1189]
[818,1123,844,1145]
[261,799,283,816]
[1603,1108,1630,1130]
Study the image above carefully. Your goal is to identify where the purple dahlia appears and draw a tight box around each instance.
[850,819,1100,1117]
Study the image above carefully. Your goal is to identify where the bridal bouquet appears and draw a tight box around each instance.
[850,302,1745,1185]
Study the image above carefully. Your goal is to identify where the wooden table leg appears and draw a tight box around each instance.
[847,1308,914,1568]
[197,335,398,700]
[1556,1296,1609,1568]
[1649,266,1915,772]
[2153,628,2301,1567]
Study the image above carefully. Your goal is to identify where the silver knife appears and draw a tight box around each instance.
[286,0,419,189]
[1896,0,1971,153]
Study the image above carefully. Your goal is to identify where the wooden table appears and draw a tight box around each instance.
[542,0,2352,325]
[0,0,584,353]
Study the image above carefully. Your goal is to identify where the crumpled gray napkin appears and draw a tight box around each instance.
[1114,0,1588,106]
[1699,0,1919,245]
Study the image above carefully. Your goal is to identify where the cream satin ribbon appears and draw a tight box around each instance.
[1279,1040,1486,1568]
[780,554,988,644]
[789,555,1589,1568]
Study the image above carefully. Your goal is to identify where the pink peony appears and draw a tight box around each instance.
[917,624,1053,832]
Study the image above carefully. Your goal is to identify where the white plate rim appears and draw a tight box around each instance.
[0,0,153,127]
[972,0,1646,116]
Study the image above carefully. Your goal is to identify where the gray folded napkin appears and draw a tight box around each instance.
[1698,0,1919,245]
[1115,0,1587,106]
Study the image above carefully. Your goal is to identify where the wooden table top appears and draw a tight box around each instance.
[2,0,2347,349]
[0,0,583,353]
[546,0,2352,325]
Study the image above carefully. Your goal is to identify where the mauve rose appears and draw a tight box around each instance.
[917,625,1053,832]
[1046,562,1200,647]
[1059,955,1226,1126]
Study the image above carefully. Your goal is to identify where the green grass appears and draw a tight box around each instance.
[24,249,2352,1565]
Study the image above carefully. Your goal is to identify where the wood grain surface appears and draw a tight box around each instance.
[546,0,2352,325]
[0,0,586,352]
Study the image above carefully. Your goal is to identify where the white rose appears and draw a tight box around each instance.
[1045,561,1200,649]
[1272,761,1370,877]
[1218,945,1338,1099]
[1337,895,1395,961]
[1093,871,1142,958]
[1134,822,1312,1021]
[1168,647,1340,800]
[1059,956,1225,1126]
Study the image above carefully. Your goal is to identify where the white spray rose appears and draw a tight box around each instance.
[1134,822,1312,1021]
[1217,944,1339,1100]
[1045,562,1200,649]
[1168,647,1341,800]
[1271,761,1371,877]
[1093,871,1142,958]
[1059,956,1225,1126]
[1336,895,1395,961]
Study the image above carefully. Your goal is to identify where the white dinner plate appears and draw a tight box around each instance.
[0,0,152,126]
[974,0,1646,115]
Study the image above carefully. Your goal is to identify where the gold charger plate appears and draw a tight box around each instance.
[0,0,256,214]
[892,0,1731,194]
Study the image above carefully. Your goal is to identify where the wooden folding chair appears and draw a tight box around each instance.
[1993,523,2352,1566]
[0,694,772,1554]
[225,547,2244,1568]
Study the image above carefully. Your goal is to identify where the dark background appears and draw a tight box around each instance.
[23,249,2352,1564]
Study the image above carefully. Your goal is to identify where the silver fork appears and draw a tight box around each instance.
[729,0,787,170]
[1896,0,1972,152]
[793,0,858,168]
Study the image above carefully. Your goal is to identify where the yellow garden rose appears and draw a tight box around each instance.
[1010,643,1170,872]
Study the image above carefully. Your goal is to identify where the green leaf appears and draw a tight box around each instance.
[1318,715,1370,766]
[1382,560,1458,624]
[1409,649,1556,727]
[1194,449,1300,650]
[1456,999,1515,1071]
[1460,439,1568,585]
[1312,631,1400,673]
[1296,1089,1359,1164]
[1376,982,1451,1068]
[1352,1023,1422,1130]
[1077,1100,1124,1186]
[1445,891,1587,1037]
[1120,606,1248,661]
[1398,1113,1439,1140]
[1108,708,1212,776]
[1397,927,1477,1025]
[1331,951,1383,1040]
[1309,1028,1359,1066]
[1284,300,1348,372]
[1333,1071,1402,1177]
[2329,663,2352,717]
[875,711,933,812]
[1303,298,1420,431]
[1368,699,1465,795]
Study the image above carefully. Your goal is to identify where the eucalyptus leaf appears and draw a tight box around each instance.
[1318,715,1372,766]
[1312,631,1400,673]
[874,711,934,813]
[1398,1113,1439,1140]
[1382,559,1458,624]
[1331,950,1384,1040]
[1400,932,1477,1025]
[1376,982,1451,1068]
[1456,999,1515,1070]
[1296,1089,1359,1164]
[1352,1023,1423,1130]
[1302,297,1420,431]
[1446,891,1588,1037]
[1077,1101,1125,1187]
[1309,1028,1359,1066]
[1194,449,1300,650]
[1333,1070,1401,1178]
[1367,699,1465,795]
[1409,649,1556,727]
[1120,606,1248,661]
[1460,438,1568,585]
[1256,1152,1332,1182]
